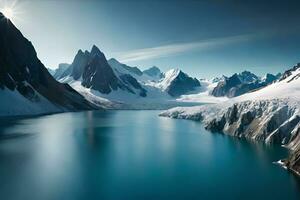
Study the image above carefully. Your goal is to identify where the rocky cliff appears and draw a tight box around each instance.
[0,12,96,116]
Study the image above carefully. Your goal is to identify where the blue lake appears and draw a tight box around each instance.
[0,110,299,200]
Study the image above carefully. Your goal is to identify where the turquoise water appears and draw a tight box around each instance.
[0,110,299,200]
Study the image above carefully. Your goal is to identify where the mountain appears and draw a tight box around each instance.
[211,76,226,83]
[279,63,300,81]
[81,47,148,97]
[0,12,96,116]
[143,66,164,80]
[156,69,201,97]
[211,71,280,97]
[109,58,143,76]
[238,70,259,83]
[47,68,55,75]
[51,63,70,79]
[161,63,300,175]
[81,46,123,94]
[261,73,278,83]
[108,58,162,82]
[58,45,148,99]
[59,49,90,81]
[54,48,203,108]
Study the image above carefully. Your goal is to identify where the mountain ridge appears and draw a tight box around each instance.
[0,12,97,116]
[53,46,202,108]
[211,70,280,97]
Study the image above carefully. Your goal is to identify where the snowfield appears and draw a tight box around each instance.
[176,79,228,103]
[61,74,225,109]
[160,65,300,174]
[58,63,225,109]
[66,78,204,109]
[0,87,62,117]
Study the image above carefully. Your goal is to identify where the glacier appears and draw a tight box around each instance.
[160,63,300,175]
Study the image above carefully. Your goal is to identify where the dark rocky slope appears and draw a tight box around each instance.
[58,46,148,97]
[163,69,201,97]
[0,12,96,115]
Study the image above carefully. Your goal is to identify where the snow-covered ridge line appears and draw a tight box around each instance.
[160,98,300,175]
[160,99,299,143]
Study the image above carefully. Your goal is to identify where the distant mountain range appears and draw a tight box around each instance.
[47,43,290,109]
[50,51,285,108]
[0,12,96,116]
[211,71,281,97]
[0,9,294,116]
[51,45,201,108]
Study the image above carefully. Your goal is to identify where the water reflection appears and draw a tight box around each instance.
[0,110,299,200]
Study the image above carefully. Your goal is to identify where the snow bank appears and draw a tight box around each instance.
[0,87,61,117]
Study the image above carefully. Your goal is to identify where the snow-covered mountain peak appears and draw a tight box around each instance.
[165,68,182,79]
[211,70,281,98]
[233,64,300,102]
[159,68,181,89]
[261,73,278,84]
[279,63,300,81]
[165,68,180,76]
[237,70,259,83]
[155,68,200,96]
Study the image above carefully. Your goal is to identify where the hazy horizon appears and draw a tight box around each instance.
[2,0,300,78]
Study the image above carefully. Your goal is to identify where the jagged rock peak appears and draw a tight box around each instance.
[0,11,96,113]
[262,73,277,84]
[90,45,103,57]
[237,70,259,83]
[161,68,200,97]
[77,49,84,55]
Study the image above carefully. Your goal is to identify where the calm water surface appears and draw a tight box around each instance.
[0,110,299,200]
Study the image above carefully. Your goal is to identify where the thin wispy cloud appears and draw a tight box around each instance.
[117,34,257,63]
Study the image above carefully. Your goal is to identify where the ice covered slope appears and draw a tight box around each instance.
[176,79,228,104]
[0,86,61,116]
[161,63,300,175]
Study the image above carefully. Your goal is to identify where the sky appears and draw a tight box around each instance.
[1,0,300,78]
